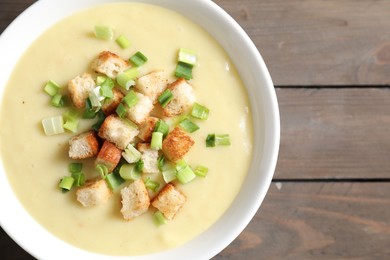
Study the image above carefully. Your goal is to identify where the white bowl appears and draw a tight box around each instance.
[0,0,280,259]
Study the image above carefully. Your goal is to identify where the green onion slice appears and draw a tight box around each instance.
[116,68,138,90]
[116,35,131,49]
[178,48,197,66]
[175,62,193,80]
[94,25,113,41]
[63,119,79,133]
[215,134,231,146]
[191,103,209,120]
[129,51,148,67]
[44,80,61,97]
[71,171,86,187]
[83,98,97,119]
[119,164,141,180]
[96,164,109,179]
[59,176,74,191]
[123,90,139,108]
[157,155,165,172]
[100,85,114,99]
[105,172,125,190]
[42,115,65,136]
[92,110,106,132]
[115,103,127,118]
[122,144,142,164]
[154,120,169,138]
[206,134,215,147]
[194,166,208,177]
[179,118,199,133]
[151,132,163,150]
[158,89,173,108]
[69,163,83,174]
[63,108,80,122]
[175,160,196,184]
[162,168,177,183]
[135,160,144,173]
[51,94,64,108]
[144,177,160,192]
[153,211,167,227]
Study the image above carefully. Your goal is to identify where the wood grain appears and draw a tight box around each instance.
[215,182,390,259]
[276,88,390,179]
[213,0,390,86]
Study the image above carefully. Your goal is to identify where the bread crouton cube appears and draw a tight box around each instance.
[95,141,122,172]
[76,178,113,207]
[126,92,153,125]
[102,88,124,115]
[151,183,186,220]
[98,115,139,150]
[135,70,168,103]
[138,117,159,142]
[137,143,159,174]
[68,73,95,109]
[120,179,151,221]
[69,130,99,159]
[91,51,130,79]
[162,78,195,117]
[162,127,194,162]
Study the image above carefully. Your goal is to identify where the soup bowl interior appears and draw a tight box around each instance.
[0,0,280,259]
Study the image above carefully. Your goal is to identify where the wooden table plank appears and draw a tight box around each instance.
[215,182,390,259]
[276,88,390,179]
[214,0,390,86]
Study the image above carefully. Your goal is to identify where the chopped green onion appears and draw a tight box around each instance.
[59,176,74,191]
[83,98,97,119]
[191,103,209,120]
[97,76,115,88]
[116,34,131,49]
[44,80,60,96]
[69,163,83,174]
[89,88,103,112]
[158,89,173,108]
[71,171,85,187]
[151,132,163,150]
[178,48,197,66]
[162,168,177,183]
[116,68,138,90]
[123,90,139,108]
[63,118,79,133]
[63,108,80,121]
[154,120,169,137]
[119,164,141,180]
[105,172,125,190]
[100,85,114,99]
[175,160,188,172]
[91,110,106,132]
[122,144,142,163]
[179,118,199,133]
[51,94,64,108]
[206,134,215,147]
[175,62,193,80]
[135,160,144,173]
[215,134,231,146]
[194,166,208,177]
[157,155,165,172]
[115,103,127,118]
[129,51,148,67]
[94,25,113,41]
[42,115,64,136]
[96,76,107,86]
[153,211,167,226]
[176,163,196,184]
[96,164,109,179]
[144,177,160,192]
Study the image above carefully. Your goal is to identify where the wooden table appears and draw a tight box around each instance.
[1,0,389,259]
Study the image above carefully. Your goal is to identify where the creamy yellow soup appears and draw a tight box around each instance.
[0,3,253,256]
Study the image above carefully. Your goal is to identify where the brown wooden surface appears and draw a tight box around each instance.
[1,0,390,259]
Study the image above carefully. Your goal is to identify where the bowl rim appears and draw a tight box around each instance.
[0,0,280,259]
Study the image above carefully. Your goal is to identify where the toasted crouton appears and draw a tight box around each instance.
[120,179,150,221]
[95,141,122,172]
[162,78,195,117]
[135,70,169,103]
[162,127,194,162]
[102,88,124,115]
[137,143,159,174]
[91,51,130,79]
[126,92,153,125]
[76,178,113,207]
[151,183,186,220]
[98,115,139,150]
[138,117,159,142]
[68,73,95,108]
[69,131,99,159]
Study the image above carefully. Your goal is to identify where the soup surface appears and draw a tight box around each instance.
[0,2,253,256]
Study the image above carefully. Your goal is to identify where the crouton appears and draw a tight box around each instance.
[151,183,186,220]
[95,141,122,172]
[91,51,130,79]
[137,143,159,174]
[76,178,113,207]
[126,92,153,125]
[68,73,95,109]
[162,78,195,117]
[162,127,194,162]
[101,88,124,115]
[68,130,99,159]
[135,70,169,103]
[137,117,159,142]
[98,115,139,150]
[120,179,150,221]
